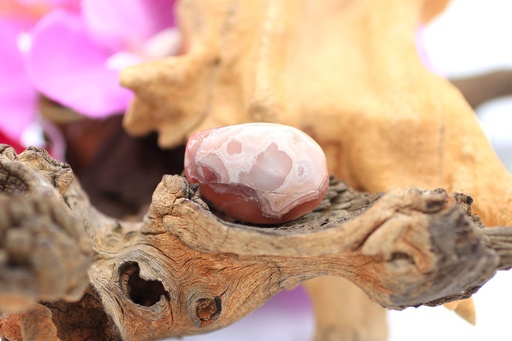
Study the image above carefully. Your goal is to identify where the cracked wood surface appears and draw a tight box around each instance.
[1,146,512,340]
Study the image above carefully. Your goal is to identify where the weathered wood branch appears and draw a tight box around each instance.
[148,176,497,311]
[0,146,92,314]
[481,227,512,271]
[0,146,511,340]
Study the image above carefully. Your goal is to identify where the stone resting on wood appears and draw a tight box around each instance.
[1,145,512,341]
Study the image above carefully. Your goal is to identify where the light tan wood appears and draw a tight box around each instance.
[122,0,512,227]
[305,276,388,341]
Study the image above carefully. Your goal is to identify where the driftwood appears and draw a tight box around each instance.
[0,146,92,313]
[120,0,512,228]
[119,0,512,335]
[1,146,512,340]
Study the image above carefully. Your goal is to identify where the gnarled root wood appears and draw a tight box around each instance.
[304,276,389,341]
[120,0,512,228]
[0,146,511,340]
[120,0,512,334]
[0,146,92,314]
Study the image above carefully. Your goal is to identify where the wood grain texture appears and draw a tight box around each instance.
[0,147,511,340]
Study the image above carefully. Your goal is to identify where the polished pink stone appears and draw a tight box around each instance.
[184,123,329,224]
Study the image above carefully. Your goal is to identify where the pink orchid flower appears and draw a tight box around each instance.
[26,0,179,117]
[0,0,79,147]
[0,0,178,151]
[0,18,39,148]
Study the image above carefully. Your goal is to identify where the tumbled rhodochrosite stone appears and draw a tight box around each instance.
[184,123,329,224]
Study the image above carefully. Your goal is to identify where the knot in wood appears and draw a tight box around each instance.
[195,297,221,322]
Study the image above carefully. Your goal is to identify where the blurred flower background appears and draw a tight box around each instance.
[0,0,511,340]
[0,0,179,155]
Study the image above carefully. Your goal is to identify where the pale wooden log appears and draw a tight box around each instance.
[304,277,388,341]
[120,0,512,332]
[444,298,476,325]
[121,0,512,231]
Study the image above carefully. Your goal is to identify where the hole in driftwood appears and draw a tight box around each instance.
[119,262,168,307]
[195,297,222,326]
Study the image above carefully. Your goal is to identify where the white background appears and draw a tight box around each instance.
[183,0,512,340]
